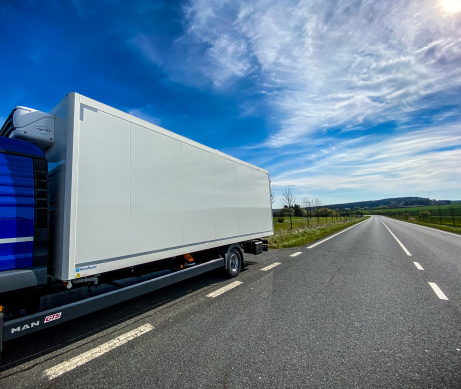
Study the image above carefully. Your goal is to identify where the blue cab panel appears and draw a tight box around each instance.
[0,136,45,158]
[0,137,42,272]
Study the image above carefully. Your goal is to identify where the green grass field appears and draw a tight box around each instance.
[268,216,365,249]
[366,203,460,228]
[373,203,461,215]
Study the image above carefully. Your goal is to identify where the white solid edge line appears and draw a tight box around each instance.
[290,252,302,257]
[206,281,243,298]
[428,282,448,300]
[44,324,154,380]
[261,262,281,271]
[380,220,412,256]
[307,219,366,249]
[413,262,424,270]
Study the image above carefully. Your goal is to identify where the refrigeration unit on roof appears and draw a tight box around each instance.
[0,106,55,150]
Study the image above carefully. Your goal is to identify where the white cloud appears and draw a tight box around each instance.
[128,105,162,126]
[269,124,461,206]
[183,0,461,146]
[183,0,257,86]
[128,0,461,203]
[130,33,165,67]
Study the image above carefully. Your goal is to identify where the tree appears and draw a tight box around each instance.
[302,197,312,228]
[277,206,294,217]
[318,208,333,216]
[335,208,340,222]
[293,204,304,217]
[313,198,322,225]
[282,187,296,230]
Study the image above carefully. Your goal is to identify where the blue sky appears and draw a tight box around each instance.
[1,0,460,208]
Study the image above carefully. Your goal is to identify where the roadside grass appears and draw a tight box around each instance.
[385,217,461,235]
[274,216,346,232]
[268,217,366,249]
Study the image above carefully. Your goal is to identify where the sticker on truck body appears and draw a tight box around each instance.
[75,265,97,272]
[44,312,62,323]
[10,311,62,334]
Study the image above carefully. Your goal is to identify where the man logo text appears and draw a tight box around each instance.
[11,322,40,333]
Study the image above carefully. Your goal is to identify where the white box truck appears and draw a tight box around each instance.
[0,93,273,352]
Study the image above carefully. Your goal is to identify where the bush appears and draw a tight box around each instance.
[277,217,285,223]
[420,211,431,220]
[276,208,294,217]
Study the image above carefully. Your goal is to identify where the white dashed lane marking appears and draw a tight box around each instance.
[44,324,154,380]
[413,262,424,270]
[206,281,243,298]
[428,282,448,300]
[290,252,302,257]
[261,262,281,271]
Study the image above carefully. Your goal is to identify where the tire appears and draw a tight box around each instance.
[226,248,241,278]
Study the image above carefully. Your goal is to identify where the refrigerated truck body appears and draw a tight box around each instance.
[0,93,273,351]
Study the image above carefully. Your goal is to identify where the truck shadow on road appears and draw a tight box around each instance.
[0,265,254,373]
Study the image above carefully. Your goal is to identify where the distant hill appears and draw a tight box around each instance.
[324,197,451,210]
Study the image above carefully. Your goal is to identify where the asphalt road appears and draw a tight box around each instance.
[1,216,460,388]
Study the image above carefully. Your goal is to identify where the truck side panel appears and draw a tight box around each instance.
[236,164,257,234]
[130,123,183,253]
[45,93,273,281]
[74,106,131,263]
[213,155,239,238]
[254,169,273,232]
[181,142,216,245]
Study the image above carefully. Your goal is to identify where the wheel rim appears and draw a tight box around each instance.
[229,252,239,272]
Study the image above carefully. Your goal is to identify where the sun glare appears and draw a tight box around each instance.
[442,0,461,12]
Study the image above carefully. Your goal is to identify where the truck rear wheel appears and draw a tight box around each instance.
[226,248,241,278]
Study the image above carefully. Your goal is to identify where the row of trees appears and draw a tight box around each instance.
[274,187,362,230]
[326,197,449,210]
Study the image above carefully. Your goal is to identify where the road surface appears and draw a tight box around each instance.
[1,216,460,388]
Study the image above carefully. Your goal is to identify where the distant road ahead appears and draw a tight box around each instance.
[376,216,461,305]
[1,215,461,388]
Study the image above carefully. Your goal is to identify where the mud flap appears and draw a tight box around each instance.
[0,311,3,354]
